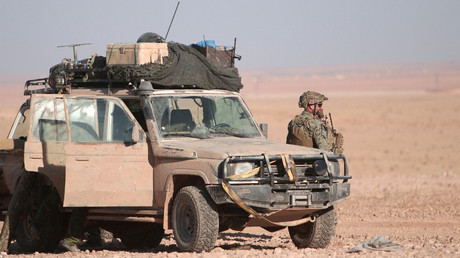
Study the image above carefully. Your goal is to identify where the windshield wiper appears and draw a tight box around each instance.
[209,130,254,138]
[162,132,209,139]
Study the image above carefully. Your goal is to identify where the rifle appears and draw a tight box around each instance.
[328,112,344,154]
[328,112,337,136]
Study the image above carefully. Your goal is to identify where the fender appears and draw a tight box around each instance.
[162,170,210,229]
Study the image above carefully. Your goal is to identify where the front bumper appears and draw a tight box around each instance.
[207,153,351,211]
[207,182,350,210]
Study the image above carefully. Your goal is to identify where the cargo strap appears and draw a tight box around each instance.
[107,44,116,65]
[221,155,314,227]
[134,44,138,65]
[281,154,297,181]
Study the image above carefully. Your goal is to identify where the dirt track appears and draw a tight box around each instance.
[1,79,459,257]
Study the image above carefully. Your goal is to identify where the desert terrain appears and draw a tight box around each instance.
[1,63,459,257]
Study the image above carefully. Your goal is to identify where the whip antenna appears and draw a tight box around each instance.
[165,1,180,41]
[57,43,91,63]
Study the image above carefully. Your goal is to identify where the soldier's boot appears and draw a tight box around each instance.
[60,237,81,252]
[79,227,103,251]
[60,208,87,252]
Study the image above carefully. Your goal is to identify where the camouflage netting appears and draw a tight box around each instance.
[106,42,243,92]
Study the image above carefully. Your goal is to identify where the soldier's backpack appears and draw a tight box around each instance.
[286,117,314,147]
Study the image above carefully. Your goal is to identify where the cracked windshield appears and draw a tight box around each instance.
[151,95,261,139]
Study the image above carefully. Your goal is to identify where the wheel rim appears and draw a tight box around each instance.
[176,201,196,242]
[21,212,36,241]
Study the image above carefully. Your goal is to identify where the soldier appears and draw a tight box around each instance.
[286,91,343,153]
[30,196,102,252]
[60,209,102,252]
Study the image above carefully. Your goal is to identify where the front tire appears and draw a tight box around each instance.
[172,186,218,252]
[288,206,337,249]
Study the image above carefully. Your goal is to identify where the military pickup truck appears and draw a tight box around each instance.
[0,40,351,253]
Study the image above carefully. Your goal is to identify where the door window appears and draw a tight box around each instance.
[67,98,141,143]
[30,96,142,143]
[31,98,67,142]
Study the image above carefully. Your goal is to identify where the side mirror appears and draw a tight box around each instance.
[259,123,268,138]
[131,123,140,143]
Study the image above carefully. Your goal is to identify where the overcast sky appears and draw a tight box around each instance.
[1,0,459,79]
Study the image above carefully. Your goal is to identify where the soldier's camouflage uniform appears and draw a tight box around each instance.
[30,190,101,251]
[287,111,329,151]
[286,91,342,152]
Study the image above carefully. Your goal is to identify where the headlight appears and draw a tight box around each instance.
[312,160,328,176]
[312,160,340,177]
[227,162,255,177]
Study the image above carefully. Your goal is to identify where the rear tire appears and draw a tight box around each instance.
[172,186,218,252]
[13,183,64,252]
[288,206,337,248]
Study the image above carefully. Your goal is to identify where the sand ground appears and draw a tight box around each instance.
[0,66,459,257]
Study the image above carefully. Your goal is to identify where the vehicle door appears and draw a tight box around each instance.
[24,94,153,207]
[0,103,30,209]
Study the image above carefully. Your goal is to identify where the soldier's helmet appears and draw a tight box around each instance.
[298,91,328,108]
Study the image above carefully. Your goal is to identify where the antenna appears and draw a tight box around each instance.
[233,37,242,62]
[57,43,92,63]
[165,1,180,41]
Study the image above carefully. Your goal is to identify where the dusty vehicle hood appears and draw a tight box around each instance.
[160,137,325,160]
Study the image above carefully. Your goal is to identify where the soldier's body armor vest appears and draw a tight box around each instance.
[286,112,343,154]
[286,112,316,148]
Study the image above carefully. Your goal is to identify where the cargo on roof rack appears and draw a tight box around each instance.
[106,42,169,66]
[43,41,243,94]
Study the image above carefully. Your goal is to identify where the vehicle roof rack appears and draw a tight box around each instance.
[24,78,55,95]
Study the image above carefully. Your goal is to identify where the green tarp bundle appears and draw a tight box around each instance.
[106,42,243,92]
